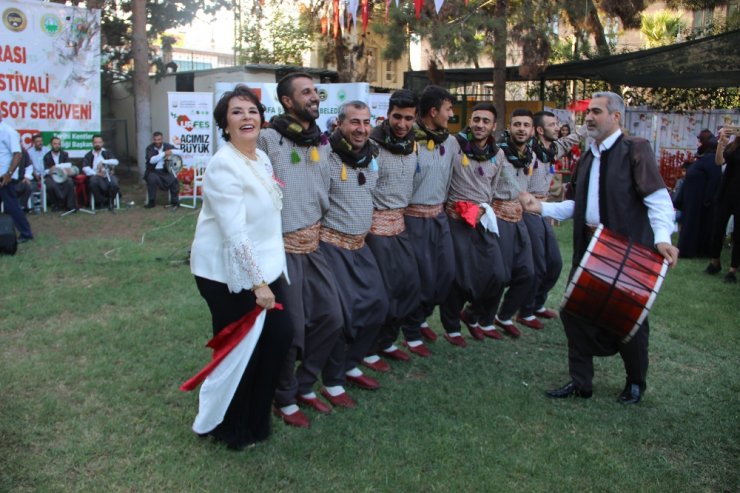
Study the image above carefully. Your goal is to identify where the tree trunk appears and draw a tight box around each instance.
[585,0,611,56]
[492,0,507,139]
[132,0,150,179]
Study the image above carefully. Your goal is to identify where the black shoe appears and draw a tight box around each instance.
[169,202,179,211]
[144,202,156,209]
[17,236,33,244]
[617,383,643,404]
[546,381,592,399]
[704,263,721,275]
[724,271,737,284]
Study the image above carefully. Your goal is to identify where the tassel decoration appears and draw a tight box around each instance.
[341,163,347,181]
[440,144,446,156]
[290,149,300,164]
[426,140,434,151]
[358,172,366,185]
[370,157,378,172]
[462,154,469,167]
[310,146,320,162]
[477,165,484,176]
[415,161,421,173]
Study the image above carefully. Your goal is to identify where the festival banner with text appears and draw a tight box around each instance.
[0,0,100,157]
[167,92,213,168]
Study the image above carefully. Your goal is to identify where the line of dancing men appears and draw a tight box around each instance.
[259,73,583,428]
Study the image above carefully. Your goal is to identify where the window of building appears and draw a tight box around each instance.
[385,59,395,84]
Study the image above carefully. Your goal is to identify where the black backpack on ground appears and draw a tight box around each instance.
[0,214,17,255]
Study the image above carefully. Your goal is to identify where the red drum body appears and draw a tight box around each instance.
[561,224,668,343]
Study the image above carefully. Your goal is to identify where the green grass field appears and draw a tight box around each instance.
[1,198,738,493]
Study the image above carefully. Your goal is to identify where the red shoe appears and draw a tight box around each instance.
[320,388,357,409]
[516,316,544,330]
[495,318,522,338]
[346,373,380,390]
[443,333,467,347]
[460,310,485,340]
[382,348,410,362]
[273,407,310,428]
[361,358,391,373]
[296,395,332,414]
[479,326,503,340]
[535,308,558,319]
[403,341,432,357]
[419,324,438,342]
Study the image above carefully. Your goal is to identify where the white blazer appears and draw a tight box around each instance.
[190,145,287,292]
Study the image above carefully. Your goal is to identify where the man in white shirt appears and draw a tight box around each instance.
[520,91,678,405]
[82,135,119,211]
[144,131,181,208]
[0,116,33,242]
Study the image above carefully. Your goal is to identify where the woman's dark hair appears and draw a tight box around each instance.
[559,124,571,137]
[213,85,266,142]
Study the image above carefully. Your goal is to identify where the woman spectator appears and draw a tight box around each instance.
[558,124,571,138]
[705,127,740,283]
[188,85,292,450]
[677,139,721,257]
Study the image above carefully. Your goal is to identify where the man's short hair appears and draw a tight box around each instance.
[276,72,314,110]
[337,100,369,123]
[32,133,43,141]
[592,91,625,115]
[152,131,163,138]
[471,102,497,120]
[92,134,103,141]
[533,110,556,129]
[419,85,454,118]
[511,108,534,121]
[388,89,418,112]
[51,136,60,143]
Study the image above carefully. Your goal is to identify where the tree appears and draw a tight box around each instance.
[132,0,150,179]
[240,5,314,65]
[640,10,685,48]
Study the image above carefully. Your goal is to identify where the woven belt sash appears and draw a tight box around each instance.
[404,203,443,218]
[370,209,406,236]
[319,226,366,251]
[492,199,523,223]
[444,201,463,221]
[283,223,320,254]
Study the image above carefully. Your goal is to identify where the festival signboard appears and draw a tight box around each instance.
[0,0,100,157]
[167,92,213,168]
[213,82,370,148]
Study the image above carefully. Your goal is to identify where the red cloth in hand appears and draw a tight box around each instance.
[455,201,479,228]
[180,303,284,391]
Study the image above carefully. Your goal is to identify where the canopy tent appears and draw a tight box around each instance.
[404,29,740,92]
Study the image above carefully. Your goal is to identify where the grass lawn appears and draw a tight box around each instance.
[1,181,738,492]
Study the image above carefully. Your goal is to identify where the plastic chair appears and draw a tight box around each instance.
[180,163,205,209]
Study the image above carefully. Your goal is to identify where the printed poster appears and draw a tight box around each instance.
[0,0,100,157]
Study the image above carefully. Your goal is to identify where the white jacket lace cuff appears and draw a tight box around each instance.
[223,230,266,293]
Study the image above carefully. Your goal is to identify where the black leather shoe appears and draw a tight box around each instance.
[617,383,643,404]
[144,202,156,209]
[546,381,592,399]
[704,263,721,275]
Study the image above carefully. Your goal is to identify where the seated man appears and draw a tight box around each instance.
[14,142,33,211]
[82,135,119,211]
[42,137,77,211]
[144,131,181,208]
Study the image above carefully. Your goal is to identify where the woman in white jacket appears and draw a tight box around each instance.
[189,85,291,450]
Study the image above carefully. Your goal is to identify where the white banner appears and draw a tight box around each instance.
[214,82,370,148]
[369,92,391,126]
[0,0,100,157]
[167,92,213,168]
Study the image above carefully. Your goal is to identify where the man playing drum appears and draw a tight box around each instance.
[144,131,182,209]
[519,92,678,404]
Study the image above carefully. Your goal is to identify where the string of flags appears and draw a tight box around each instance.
[319,0,464,36]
